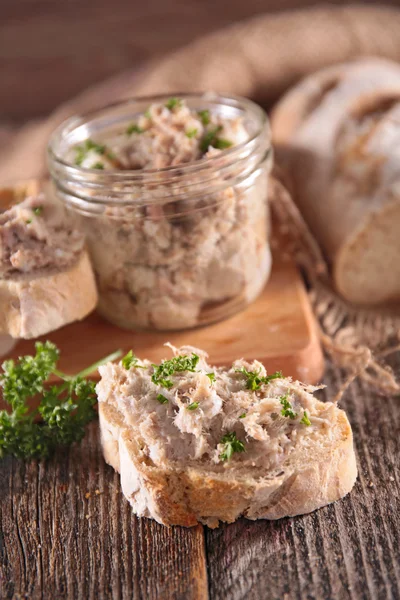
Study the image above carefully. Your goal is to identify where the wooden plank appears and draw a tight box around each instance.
[4,258,324,393]
[0,422,208,600]
[0,360,399,599]
[205,357,400,600]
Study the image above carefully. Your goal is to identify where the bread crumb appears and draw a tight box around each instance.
[85,492,91,499]
[95,489,102,495]
[389,476,395,482]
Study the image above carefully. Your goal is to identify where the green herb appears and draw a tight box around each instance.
[0,342,122,459]
[26,219,32,225]
[121,350,144,370]
[200,126,233,153]
[219,432,245,462]
[239,413,246,419]
[213,138,232,150]
[235,367,283,391]
[91,162,104,170]
[126,123,144,135]
[280,394,297,420]
[144,109,151,119]
[198,109,210,126]
[33,206,43,216]
[157,394,169,405]
[186,402,199,411]
[300,411,311,426]
[165,97,182,110]
[74,139,109,166]
[185,128,198,139]
[206,372,216,383]
[151,353,199,389]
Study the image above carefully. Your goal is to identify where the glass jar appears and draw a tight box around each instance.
[48,93,273,331]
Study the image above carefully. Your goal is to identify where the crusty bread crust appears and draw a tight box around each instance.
[99,401,357,528]
[0,251,98,338]
[271,58,400,305]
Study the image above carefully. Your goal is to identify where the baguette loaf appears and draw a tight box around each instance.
[0,181,97,338]
[97,345,357,528]
[271,58,400,306]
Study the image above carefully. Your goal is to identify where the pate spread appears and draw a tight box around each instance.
[70,98,271,330]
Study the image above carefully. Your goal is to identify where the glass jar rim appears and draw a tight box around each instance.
[47,92,270,179]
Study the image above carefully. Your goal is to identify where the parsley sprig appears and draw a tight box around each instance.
[74,139,115,167]
[151,353,199,389]
[121,350,145,370]
[200,126,232,153]
[219,432,245,462]
[279,394,297,420]
[0,342,122,459]
[236,367,283,391]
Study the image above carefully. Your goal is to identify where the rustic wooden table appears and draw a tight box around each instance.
[0,358,399,600]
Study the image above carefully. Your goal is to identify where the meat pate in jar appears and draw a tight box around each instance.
[48,93,273,330]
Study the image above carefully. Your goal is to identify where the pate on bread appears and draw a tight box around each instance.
[97,344,357,528]
[0,180,98,338]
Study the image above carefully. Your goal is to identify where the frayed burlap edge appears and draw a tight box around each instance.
[270,170,400,398]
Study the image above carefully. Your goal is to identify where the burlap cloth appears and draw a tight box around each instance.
[2,4,400,394]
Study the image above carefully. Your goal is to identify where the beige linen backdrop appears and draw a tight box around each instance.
[3,4,400,183]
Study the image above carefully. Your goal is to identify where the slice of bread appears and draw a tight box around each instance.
[97,345,357,528]
[0,180,98,338]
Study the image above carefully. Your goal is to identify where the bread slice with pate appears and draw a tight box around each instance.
[97,344,357,528]
[0,180,98,338]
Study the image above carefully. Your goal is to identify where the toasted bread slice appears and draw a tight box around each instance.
[97,345,357,528]
[0,180,97,338]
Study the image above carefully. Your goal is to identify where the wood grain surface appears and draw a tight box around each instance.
[0,355,399,600]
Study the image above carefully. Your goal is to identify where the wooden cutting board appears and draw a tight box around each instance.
[3,258,324,385]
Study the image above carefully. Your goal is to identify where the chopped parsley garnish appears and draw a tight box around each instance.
[236,367,283,391]
[219,432,245,462]
[74,139,114,166]
[91,162,104,170]
[200,126,232,153]
[213,138,232,150]
[206,372,216,383]
[185,128,198,139]
[186,402,199,411]
[300,411,311,426]
[239,413,246,419]
[165,97,182,110]
[144,109,151,119]
[121,350,144,370]
[280,394,297,420]
[157,394,169,405]
[26,219,32,225]
[0,342,122,459]
[126,123,144,135]
[151,353,200,389]
[198,109,210,126]
[33,206,43,216]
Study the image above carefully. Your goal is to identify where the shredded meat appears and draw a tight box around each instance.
[0,193,85,278]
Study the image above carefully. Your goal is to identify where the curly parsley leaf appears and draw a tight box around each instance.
[126,123,144,135]
[300,411,311,426]
[206,372,216,383]
[151,353,199,389]
[279,394,297,420]
[186,402,199,411]
[157,394,169,405]
[235,367,283,391]
[121,350,145,370]
[198,109,210,126]
[0,343,122,459]
[185,128,198,139]
[165,97,182,110]
[200,125,232,153]
[219,432,245,462]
